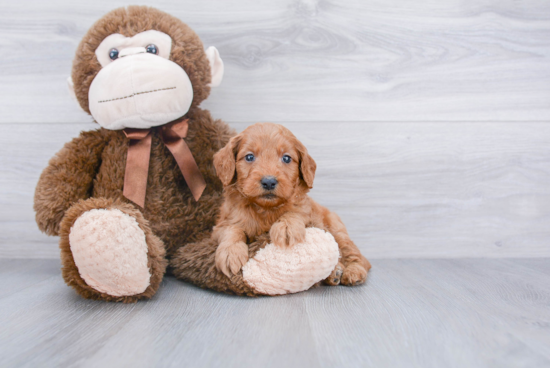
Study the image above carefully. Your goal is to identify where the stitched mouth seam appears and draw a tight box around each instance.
[98,86,177,103]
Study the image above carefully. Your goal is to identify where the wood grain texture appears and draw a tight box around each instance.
[1,1,550,258]
[0,258,549,368]
[1,0,549,123]
[1,121,549,259]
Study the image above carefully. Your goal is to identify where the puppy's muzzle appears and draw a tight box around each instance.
[261,176,278,191]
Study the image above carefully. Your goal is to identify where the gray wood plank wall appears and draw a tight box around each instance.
[1,0,549,258]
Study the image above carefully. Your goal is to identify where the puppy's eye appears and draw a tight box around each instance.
[109,48,119,60]
[245,154,255,162]
[282,155,292,164]
[146,44,158,55]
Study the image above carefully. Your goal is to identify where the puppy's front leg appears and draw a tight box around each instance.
[270,212,306,248]
[214,226,249,278]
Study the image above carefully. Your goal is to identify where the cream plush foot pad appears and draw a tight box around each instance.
[69,208,151,297]
[242,228,340,295]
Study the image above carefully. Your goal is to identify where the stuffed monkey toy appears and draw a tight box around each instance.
[34,6,340,302]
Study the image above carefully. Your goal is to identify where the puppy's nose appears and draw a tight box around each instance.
[261,176,278,190]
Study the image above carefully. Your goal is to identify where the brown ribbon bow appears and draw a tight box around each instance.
[123,118,206,208]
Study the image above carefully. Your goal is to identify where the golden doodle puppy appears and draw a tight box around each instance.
[213,122,371,286]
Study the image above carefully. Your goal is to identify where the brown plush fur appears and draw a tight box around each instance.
[171,123,370,295]
[34,6,234,302]
[170,233,271,296]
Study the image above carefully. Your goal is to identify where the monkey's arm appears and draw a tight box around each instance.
[34,129,108,236]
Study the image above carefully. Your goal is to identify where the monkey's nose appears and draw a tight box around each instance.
[261,176,278,191]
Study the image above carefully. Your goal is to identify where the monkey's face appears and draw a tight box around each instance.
[69,7,224,130]
[89,30,196,130]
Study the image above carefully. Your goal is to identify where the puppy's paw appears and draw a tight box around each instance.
[270,221,306,248]
[341,262,368,286]
[215,241,249,278]
[323,262,344,286]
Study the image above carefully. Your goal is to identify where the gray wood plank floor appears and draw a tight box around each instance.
[0,258,549,368]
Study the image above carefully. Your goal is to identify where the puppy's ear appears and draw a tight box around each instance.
[296,141,316,189]
[214,134,242,186]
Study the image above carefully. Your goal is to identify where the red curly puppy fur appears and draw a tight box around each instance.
[213,123,371,286]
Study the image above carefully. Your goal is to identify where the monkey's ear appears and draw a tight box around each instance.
[296,140,317,189]
[205,46,224,87]
[214,134,242,186]
[67,76,77,101]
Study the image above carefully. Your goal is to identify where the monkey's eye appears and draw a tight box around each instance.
[109,48,119,60]
[245,154,255,162]
[146,44,158,55]
[282,155,292,164]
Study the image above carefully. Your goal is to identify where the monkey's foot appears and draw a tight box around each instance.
[69,208,151,296]
[242,228,339,295]
[59,198,167,302]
